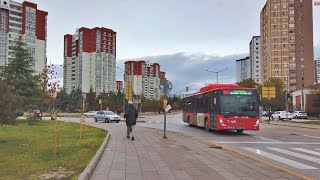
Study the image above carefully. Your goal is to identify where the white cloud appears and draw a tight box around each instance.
[116,52,247,94]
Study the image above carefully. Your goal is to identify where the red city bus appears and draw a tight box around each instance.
[182,84,260,133]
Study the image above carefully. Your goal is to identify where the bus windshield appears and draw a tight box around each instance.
[219,95,259,117]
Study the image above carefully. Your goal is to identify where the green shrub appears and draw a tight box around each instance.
[15,109,24,117]
[27,116,40,125]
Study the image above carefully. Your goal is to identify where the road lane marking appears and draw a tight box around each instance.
[217,141,320,145]
[268,147,320,164]
[252,135,280,142]
[291,133,320,139]
[216,143,314,180]
[292,148,320,157]
[242,147,318,169]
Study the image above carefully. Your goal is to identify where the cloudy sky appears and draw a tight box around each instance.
[19,0,320,94]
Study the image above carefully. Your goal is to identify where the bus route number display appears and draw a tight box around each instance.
[223,90,253,95]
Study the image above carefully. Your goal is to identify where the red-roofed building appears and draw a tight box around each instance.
[124,60,165,100]
[63,27,117,94]
[0,0,48,74]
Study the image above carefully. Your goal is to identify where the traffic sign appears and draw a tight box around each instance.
[164,104,172,112]
[159,80,173,93]
[262,86,276,99]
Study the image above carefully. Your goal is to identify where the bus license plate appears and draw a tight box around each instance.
[231,120,236,123]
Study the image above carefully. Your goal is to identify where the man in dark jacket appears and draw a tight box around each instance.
[124,100,138,140]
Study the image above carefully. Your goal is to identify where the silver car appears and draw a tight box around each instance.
[271,111,293,120]
[94,111,120,123]
[83,111,97,116]
[292,111,308,119]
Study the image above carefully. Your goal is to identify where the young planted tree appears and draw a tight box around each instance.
[39,63,61,112]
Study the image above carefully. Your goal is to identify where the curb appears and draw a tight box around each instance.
[208,142,314,180]
[261,121,320,130]
[78,132,111,180]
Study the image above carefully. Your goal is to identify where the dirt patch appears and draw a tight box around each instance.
[38,167,74,180]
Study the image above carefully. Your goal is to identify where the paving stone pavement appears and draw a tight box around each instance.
[90,124,302,180]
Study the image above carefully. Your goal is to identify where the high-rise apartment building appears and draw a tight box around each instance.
[0,0,47,74]
[260,0,314,92]
[249,36,261,84]
[116,80,123,92]
[63,27,117,94]
[315,58,320,84]
[236,57,250,82]
[124,60,164,100]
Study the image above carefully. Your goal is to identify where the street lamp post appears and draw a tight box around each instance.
[205,68,229,83]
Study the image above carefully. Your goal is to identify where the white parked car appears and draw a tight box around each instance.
[83,111,97,116]
[292,111,308,119]
[271,111,293,120]
[94,111,120,123]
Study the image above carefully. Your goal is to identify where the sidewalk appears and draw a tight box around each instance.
[89,124,301,180]
[261,119,320,129]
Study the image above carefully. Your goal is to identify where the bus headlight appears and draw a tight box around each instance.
[219,118,226,126]
[254,120,259,126]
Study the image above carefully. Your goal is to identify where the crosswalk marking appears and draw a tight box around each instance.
[292,148,320,157]
[242,147,318,169]
[267,147,320,164]
[292,133,320,139]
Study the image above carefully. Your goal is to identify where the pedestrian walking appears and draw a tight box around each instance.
[124,100,138,140]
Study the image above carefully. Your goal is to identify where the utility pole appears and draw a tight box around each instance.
[205,68,229,83]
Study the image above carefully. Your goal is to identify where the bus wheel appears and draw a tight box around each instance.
[236,130,244,134]
[204,119,210,132]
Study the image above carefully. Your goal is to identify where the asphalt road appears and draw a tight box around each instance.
[136,114,320,180]
[55,114,320,180]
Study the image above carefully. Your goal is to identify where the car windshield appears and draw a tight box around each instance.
[105,111,117,115]
[219,95,259,117]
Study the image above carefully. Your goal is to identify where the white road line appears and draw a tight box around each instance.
[242,147,318,170]
[217,141,320,145]
[291,148,320,157]
[292,133,320,139]
[252,135,280,142]
[267,147,320,164]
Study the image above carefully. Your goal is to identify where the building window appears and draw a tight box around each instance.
[289,24,294,28]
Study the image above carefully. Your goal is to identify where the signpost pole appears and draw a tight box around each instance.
[159,79,172,139]
[164,101,167,139]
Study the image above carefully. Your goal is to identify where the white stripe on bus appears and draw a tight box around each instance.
[291,148,320,157]
[267,147,320,164]
[242,147,317,169]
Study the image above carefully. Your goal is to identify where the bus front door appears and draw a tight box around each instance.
[210,112,216,129]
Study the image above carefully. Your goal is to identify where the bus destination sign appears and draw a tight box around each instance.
[223,90,253,95]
